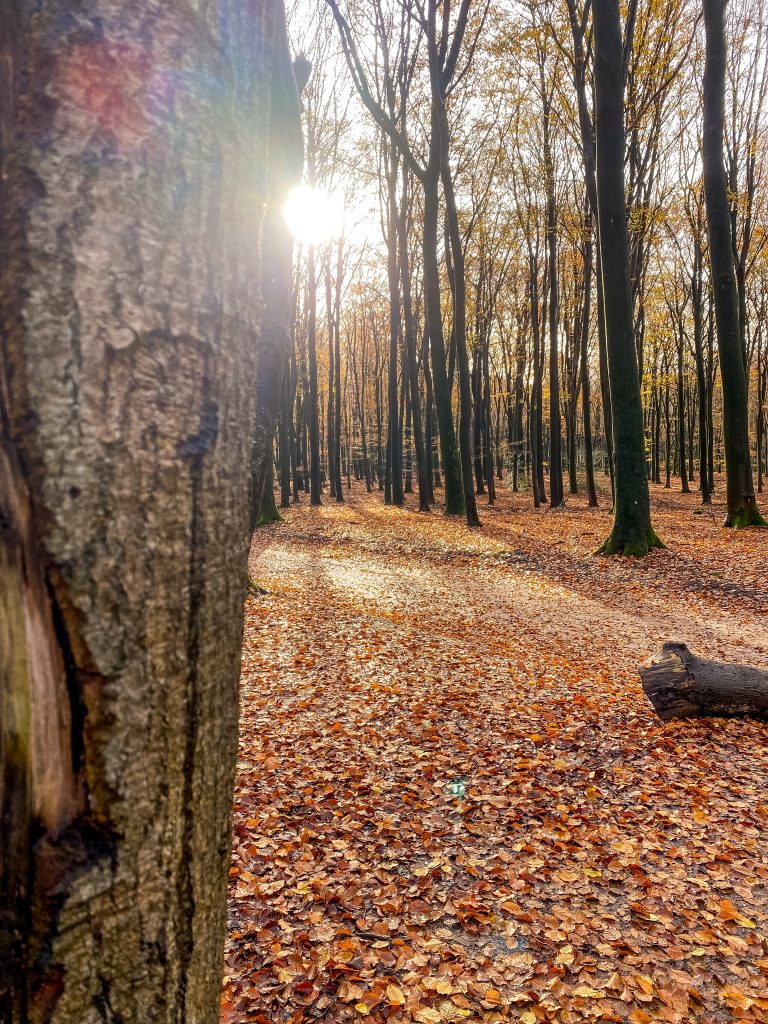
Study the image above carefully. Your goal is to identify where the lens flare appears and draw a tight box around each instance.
[284,184,344,245]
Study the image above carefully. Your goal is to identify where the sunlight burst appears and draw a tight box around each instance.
[284,183,344,245]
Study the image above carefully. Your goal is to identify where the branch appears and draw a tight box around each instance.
[324,0,426,181]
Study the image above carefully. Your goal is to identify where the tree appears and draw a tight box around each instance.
[325,0,486,526]
[702,0,766,527]
[533,11,565,508]
[0,0,288,1017]
[593,0,664,555]
[251,53,310,529]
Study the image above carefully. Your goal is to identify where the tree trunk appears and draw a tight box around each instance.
[1,0,284,1019]
[692,245,711,504]
[581,229,599,507]
[664,369,672,487]
[325,258,337,499]
[440,108,480,528]
[702,0,765,528]
[306,244,322,505]
[385,151,403,508]
[280,356,293,508]
[641,643,768,722]
[423,171,464,516]
[250,42,305,530]
[472,348,485,494]
[543,99,564,510]
[593,0,662,556]
[374,335,385,491]
[677,327,690,493]
[483,340,496,504]
[565,0,613,500]
[333,240,344,503]
[398,168,430,511]
[422,329,437,504]
[529,255,546,507]
[256,445,282,527]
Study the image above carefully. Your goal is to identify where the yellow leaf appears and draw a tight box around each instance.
[423,977,454,995]
[386,984,406,1006]
[556,869,580,882]
[520,1013,537,1024]
[413,1010,442,1024]
[573,985,603,998]
[354,1004,370,1016]
[719,899,756,928]
[555,945,575,966]
[635,975,654,995]
[719,986,753,1011]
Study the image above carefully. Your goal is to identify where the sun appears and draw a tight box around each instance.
[284,183,344,245]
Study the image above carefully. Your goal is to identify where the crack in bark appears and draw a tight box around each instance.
[175,379,218,1022]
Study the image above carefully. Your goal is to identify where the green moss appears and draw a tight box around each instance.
[646,525,666,550]
[256,505,283,528]
[595,523,665,558]
[247,574,269,597]
[443,497,466,517]
[724,506,767,529]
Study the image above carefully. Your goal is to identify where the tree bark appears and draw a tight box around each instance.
[439,107,479,527]
[701,0,765,528]
[385,146,403,507]
[325,257,337,499]
[593,0,662,555]
[250,41,305,531]
[307,245,322,506]
[641,643,768,722]
[333,238,344,503]
[676,324,690,493]
[423,171,464,515]
[1,0,283,1019]
[581,225,599,507]
[543,91,564,509]
[398,168,430,511]
[691,239,711,504]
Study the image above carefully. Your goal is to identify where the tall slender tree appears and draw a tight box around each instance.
[593,0,664,555]
[702,0,765,526]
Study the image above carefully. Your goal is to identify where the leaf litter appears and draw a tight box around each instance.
[223,481,768,1023]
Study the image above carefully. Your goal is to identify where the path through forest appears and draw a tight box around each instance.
[223,482,768,1023]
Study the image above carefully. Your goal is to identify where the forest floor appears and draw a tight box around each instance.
[222,477,768,1024]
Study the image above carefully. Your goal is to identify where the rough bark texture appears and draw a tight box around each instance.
[0,1,280,1020]
[701,0,765,529]
[592,0,662,556]
[641,643,768,722]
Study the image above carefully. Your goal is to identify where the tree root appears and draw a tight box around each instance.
[595,524,665,557]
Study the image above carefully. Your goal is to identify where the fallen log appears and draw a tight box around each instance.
[640,642,768,722]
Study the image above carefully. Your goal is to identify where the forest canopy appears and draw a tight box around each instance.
[267,0,768,548]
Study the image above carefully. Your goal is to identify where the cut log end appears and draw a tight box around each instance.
[640,642,768,722]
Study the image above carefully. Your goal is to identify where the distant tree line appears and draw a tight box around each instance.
[260,0,767,551]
